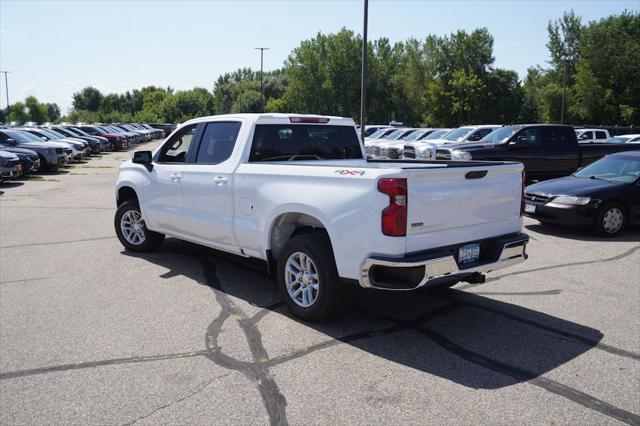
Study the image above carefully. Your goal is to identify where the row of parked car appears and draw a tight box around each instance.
[363,125,640,161]
[0,123,173,183]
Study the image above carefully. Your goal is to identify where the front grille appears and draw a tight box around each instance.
[8,159,20,167]
[55,148,64,154]
[365,145,374,155]
[388,147,402,159]
[525,193,552,203]
[373,146,381,157]
[436,149,451,160]
[29,155,39,162]
[64,149,72,154]
[404,145,416,159]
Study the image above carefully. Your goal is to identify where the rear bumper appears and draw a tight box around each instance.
[360,232,529,290]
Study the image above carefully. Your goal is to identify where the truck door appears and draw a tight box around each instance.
[180,121,242,253]
[541,126,578,177]
[505,127,545,177]
[143,124,199,234]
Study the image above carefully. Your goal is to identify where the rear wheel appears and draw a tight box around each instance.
[593,202,625,237]
[277,233,342,321]
[114,200,164,251]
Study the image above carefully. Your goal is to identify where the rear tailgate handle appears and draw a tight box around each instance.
[466,170,488,179]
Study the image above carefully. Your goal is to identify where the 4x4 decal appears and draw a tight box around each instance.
[334,169,365,176]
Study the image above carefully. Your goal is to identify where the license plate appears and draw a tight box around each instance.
[525,203,536,213]
[458,244,480,264]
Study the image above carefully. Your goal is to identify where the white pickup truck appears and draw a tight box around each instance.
[114,114,529,320]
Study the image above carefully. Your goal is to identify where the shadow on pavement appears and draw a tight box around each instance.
[0,182,24,189]
[123,238,603,391]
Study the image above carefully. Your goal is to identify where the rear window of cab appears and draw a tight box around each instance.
[249,124,362,162]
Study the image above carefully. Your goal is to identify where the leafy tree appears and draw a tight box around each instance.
[25,96,48,123]
[6,102,29,123]
[547,10,583,80]
[72,86,103,111]
[571,11,640,125]
[44,103,61,122]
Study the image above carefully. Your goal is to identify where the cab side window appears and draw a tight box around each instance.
[595,131,607,140]
[194,122,241,164]
[542,127,571,147]
[158,124,197,163]
[520,128,541,146]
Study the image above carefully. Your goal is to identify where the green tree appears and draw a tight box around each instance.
[72,86,103,111]
[44,103,61,122]
[25,96,48,123]
[571,11,640,125]
[6,102,29,123]
[279,29,362,119]
[547,10,583,80]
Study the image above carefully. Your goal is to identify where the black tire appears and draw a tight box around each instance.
[114,200,165,252]
[277,232,342,321]
[593,202,626,237]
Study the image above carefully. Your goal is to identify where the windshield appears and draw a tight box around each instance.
[3,130,41,143]
[421,129,449,140]
[574,155,640,183]
[249,124,363,162]
[480,127,519,144]
[368,129,386,139]
[609,136,633,143]
[64,127,82,136]
[444,128,473,141]
[43,129,67,139]
[72,127,92,136]
[384,129,406,140]
[52,128,72,137]
[403,130,427,141]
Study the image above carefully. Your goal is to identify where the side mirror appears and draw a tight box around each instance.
[132,150,153,172]
[6,138,16,144]
[509,135,528,148]
[41,136,49,141]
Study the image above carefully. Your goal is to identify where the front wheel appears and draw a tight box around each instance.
[277,233,342,321]
[593,202,625,237]
[114,200,165,251]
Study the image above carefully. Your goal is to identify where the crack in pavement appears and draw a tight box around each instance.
[0,235,116,249]
[488,245,640,283]
[198,256,289,426]
[0,350,208,381]
[0,205,115,210]
[122,373,233,425]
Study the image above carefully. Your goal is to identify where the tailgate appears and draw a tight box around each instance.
[405,163,523,253]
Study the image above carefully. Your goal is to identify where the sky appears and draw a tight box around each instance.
[0,0,637,113]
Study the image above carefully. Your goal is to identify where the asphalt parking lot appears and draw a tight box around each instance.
[1,142,639,425]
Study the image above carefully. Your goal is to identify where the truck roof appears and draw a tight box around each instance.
[178,113,355,129]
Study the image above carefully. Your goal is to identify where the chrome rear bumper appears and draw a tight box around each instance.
[360,233,529,290]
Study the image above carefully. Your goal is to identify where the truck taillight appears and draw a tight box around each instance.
[520,170,526,216]
[378,178,407,237]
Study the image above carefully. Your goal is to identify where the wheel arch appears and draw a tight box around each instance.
[116,185,139,207]
[266,210,334,263]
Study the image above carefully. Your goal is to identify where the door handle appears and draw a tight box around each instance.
[214,176,228,186]
[170,173,181,183]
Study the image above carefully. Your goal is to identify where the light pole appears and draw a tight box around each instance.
[359,0,368,143]
[560,61,566,124]
[0,71,10,108]
[255,47,269,112]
